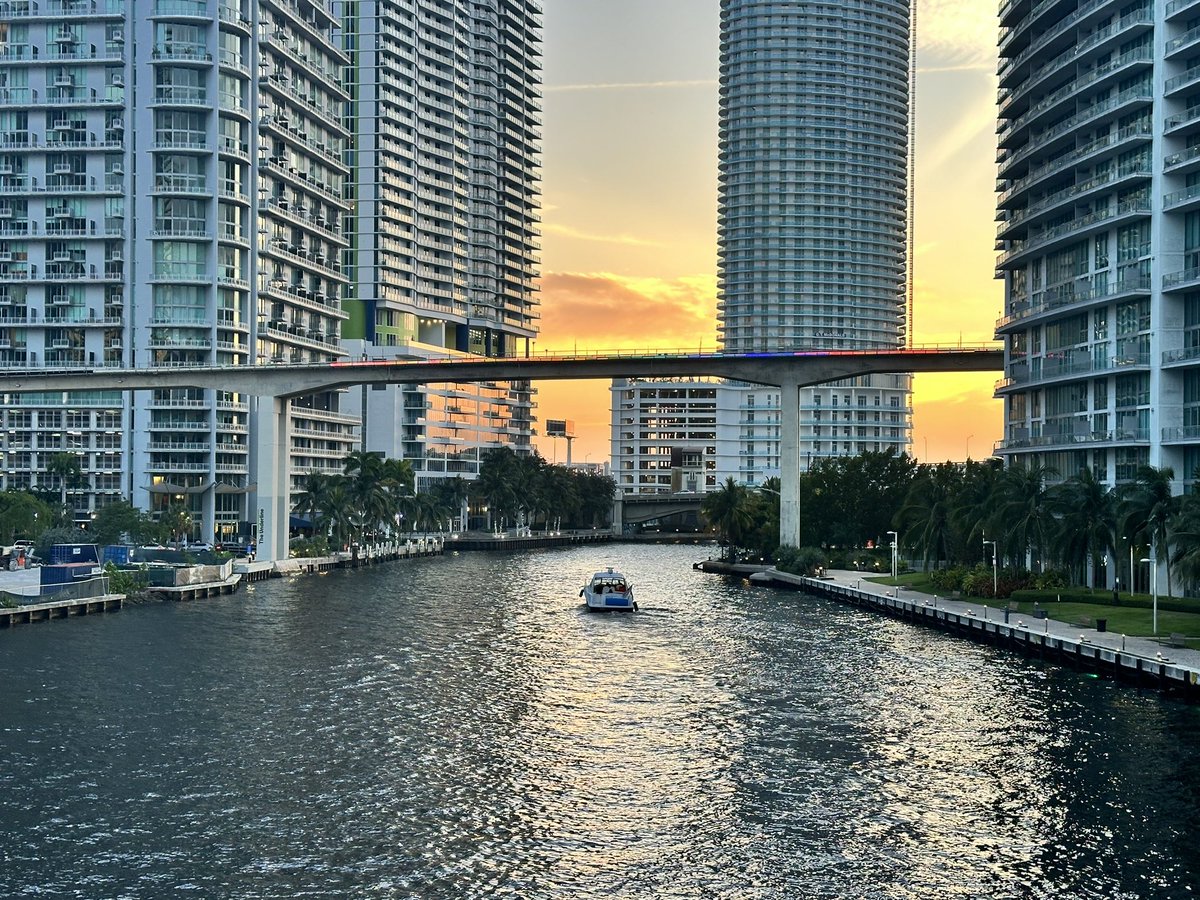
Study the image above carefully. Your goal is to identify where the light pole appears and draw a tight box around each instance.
[1128,537,1134,595]
[886,530,898,581]
[1140,547,1158,634]
[983,537,998,598]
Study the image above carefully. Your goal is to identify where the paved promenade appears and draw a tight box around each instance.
[751,566,1200,694]
[816,568,1200,669]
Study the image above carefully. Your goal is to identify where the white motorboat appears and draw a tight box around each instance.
[580,567,637,611]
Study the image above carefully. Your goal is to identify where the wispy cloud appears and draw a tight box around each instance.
[545,79,718,93]
[540,222,664,247]
[918,0,998,67]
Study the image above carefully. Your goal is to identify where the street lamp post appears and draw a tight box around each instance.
[983,537,998,599]
[1140,548,1159,635]
[1128,537,1134,596]
[886,530,898,581]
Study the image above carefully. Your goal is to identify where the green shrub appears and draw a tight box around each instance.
[289,535,331,558]
[930,566,968,591]
[103,562,148,596]
[774,545,825,576]
[1034,569,1068,590]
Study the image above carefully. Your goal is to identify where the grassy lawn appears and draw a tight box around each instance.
[860,572,1199,646]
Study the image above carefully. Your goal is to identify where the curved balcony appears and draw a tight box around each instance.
[998,162,1151,240]
[1000,41,1152,148]
[997,198,1150,271]
[1001,8,1152,118]
[1000,88,1152,180]
[995,428,1149,452]
[996,275,1151,334]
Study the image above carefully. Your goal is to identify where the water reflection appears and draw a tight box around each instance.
[0,544,1197,898]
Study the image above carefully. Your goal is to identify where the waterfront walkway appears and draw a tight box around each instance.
[753,566,1200,696]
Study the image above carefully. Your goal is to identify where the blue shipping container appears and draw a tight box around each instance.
[101,545,133,566]
[48,544,100,565]
[40,563,102,594]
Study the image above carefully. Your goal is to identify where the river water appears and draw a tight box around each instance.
[1,543,1198,899]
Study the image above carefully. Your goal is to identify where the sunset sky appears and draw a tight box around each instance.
[531,0,1002,465]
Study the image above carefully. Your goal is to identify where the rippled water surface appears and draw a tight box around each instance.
[2,544,1200,898]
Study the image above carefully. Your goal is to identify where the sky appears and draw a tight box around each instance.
[530,0,1002,466]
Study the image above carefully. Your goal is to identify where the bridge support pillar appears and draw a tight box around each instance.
[251,395,290,563]
[780,380,801,548]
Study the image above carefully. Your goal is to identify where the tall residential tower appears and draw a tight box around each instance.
[0,0,358,541]
[993,0,1198,489]
[342,0,542,489]
[715,0,913,483]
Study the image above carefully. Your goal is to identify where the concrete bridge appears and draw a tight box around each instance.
[0,346,1003,561]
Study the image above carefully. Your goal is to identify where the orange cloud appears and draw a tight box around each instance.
[537,271,718,352]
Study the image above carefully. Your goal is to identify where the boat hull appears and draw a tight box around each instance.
[582,590,636,611]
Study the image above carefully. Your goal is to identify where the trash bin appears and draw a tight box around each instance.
[1096,618,1107,632]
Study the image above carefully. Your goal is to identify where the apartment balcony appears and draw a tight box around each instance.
[1163,425,1200,443]
[1168,0,1200,19]
[999,0,1127,97]
[152,174,209,195]
[217,4,253,34]
[1162,265,1200,293]
[996,428,1149,452]
[1163,346,1200,368]
[151,86,209,108]
[997,162,1151,240]
[996,197,1150,271]
[998,86,1152,180]
[996,275,1151,333]
[151,42,212,64]
[999,41,1153,148]
[1164,102,1200,137]
[997,351,1150,391]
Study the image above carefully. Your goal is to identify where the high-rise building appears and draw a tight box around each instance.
[0,0,358,541]
[341,0,542,490]
[0,0,543,539]
[715,0,913,479]
[993,0,1196,488]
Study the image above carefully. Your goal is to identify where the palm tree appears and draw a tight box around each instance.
[951,457,1003,562]
[474,447,519,530]
[321,481,358,549]
[1120,465,1179,599]
[701,477,753,560]
[45,452,83,521]
[1049,466,1116,588]
[1169,487,1200,593]
[293,472,333,534]
[343,451,390,539]
[991,462,1057,571]
[896,464,956,570]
